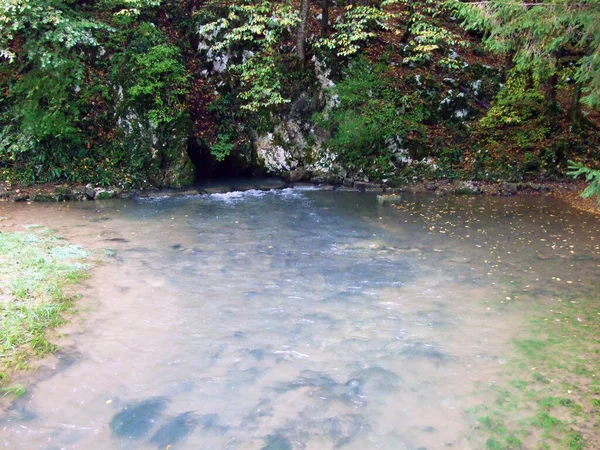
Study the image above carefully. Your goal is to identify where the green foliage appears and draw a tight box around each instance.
[317,59,427,181]
[100,0,161,18]
[450,0,600,108]
[0,0,110,67]
[480,76,547,128]
[118,38,189,125]
[316,2,399,57]
[567,161,600,207]
[400,0,466,68]
[198,0,300,113]
[0,0,117,185]
[211,134,235,161]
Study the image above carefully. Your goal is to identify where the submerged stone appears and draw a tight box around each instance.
[398,343,450,362]
[261,433,293,450]
[275,370,337,393]
[350,367,401,394]
[323,414,365,447]
[150,412,198,448]
[249,348,265,360]
[275,370,364,404]
[4,406,37,422]
[110,397,168,439]
[198,413,228,433]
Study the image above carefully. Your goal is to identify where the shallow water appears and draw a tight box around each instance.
[0,189,599,449]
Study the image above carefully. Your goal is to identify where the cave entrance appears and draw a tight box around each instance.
[187,137,254,182]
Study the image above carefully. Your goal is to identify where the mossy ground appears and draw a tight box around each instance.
[471,293,600,449]
[0,224,89,396]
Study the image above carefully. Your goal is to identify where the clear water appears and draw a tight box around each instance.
[0,189,598,449]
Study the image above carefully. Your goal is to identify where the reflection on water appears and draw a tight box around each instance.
[0,189,599,449]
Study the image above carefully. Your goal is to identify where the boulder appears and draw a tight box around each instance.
[94,188,115,200]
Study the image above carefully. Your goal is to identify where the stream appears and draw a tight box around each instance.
[1,188,599,449]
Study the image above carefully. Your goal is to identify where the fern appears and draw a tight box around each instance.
[567,161,600,207]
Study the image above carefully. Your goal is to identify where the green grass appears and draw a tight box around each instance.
[0,229,89,391]
[471,293,600,449]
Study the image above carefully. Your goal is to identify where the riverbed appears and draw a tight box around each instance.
[0,188,598,449]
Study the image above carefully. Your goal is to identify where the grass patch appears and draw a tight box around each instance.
[0,229,89,389]
[471,294,600,449]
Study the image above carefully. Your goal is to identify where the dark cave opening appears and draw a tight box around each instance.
[187,138,254,182]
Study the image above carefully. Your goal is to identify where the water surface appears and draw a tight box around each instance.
[0,189,598,449]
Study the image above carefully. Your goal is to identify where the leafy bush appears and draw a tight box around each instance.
[316,2,399,57]
[197,0,300,113]
[317,58,427,181]
[111,23,189,126]
[567,161,600,207]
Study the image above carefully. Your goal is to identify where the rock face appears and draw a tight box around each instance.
[254,64,345,182]
[113,87,195,189]
[254,107,342,181]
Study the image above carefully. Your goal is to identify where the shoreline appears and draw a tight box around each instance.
[1,178,597,218]
[0,177,592,198]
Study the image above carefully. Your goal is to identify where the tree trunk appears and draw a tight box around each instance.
[321,0,329,37]
[545,51,560,107]
[501,52,514,83]
[297,0,311,67]
[546,72,558,105]
[569,82,583,126]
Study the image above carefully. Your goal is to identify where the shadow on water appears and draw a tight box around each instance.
[1,189,599,449]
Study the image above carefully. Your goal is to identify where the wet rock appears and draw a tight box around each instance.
[500,182,517,196]
[30,190,60,202]
[12,192,29,202]
[94,188,116,200]
[72,186,93,201]
[150,412,198,448]
[311,174,339,185]
[288,168,311,183]
[262,433,293,450]
[52,186,73,200]
[453,181,480,196]
[110,397,168,439]
[354,181,383,192]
